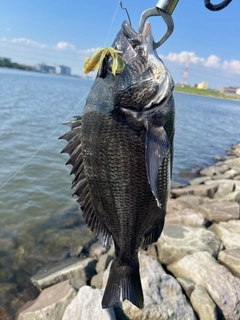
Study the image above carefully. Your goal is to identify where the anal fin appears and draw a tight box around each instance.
[141,222,165,249]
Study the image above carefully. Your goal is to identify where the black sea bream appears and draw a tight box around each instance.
[60,21,175,309]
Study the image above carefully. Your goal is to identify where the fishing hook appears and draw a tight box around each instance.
[119,2,132,26]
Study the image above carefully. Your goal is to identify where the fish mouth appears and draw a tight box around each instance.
[120,21,174,109]
[122,20,152,48]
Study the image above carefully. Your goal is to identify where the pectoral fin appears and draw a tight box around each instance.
[145,124,170,208]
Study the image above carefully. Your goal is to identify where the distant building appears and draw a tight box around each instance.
[59,65,71,75]
[236,88,240,95]
[197,82,208,90]
[37,63,56,74]
[216,87,237,94]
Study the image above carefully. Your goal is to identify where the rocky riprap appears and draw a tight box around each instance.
[17,142,240,320]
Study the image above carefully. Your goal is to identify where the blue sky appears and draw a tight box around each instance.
[0,0,239,88]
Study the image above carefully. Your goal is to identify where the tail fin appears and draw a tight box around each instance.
[102,259,144,309]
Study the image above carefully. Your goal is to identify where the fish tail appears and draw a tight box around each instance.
[102,259,143,309]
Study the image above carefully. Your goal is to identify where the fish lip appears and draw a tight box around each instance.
[122,20,151,46]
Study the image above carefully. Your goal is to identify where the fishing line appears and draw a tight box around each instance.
[0,4,121,190]
[103,3,119,47]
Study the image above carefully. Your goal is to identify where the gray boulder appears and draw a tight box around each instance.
[212,220,240,249]
[168,251,240,320]
[189,177,211,185]
[198,202,239,223]
[214,181,234,199]
[190,285,218,320]
[165,208,208,226]
[18,280,76,320]
[31,257,96,290]
[171,184,218,199]
[91,271,104,289]
[218,249,240,277]
[220,191,240,203]
[200,166,219,177]
[62,286,116,320]
[115,253,197,320]
[157,224,222,265]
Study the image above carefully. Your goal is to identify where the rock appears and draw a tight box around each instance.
[198,202,239,223]
[69,277,86,290]
[157,224,222,265]
[18,280,76,320]
[146,244,158,258]
[224,158,240,168]
[217,164,230,174]
[96,253,114,273]
[220,191,240,203]
[167,198,188,213]
[91,271,104,289]
[235,181,240,190]
[205,179,235,186]
[223,169,238,178]
[177,277,195,298]
[171,181,186,189]
[190,285,218,320]
[212,220,240,249]
[70,245,83,257]
[165,208,208,226]
[120,253,197,320]
[168,251,240,320]
[211,174,233,180]
[62,286,116,320]
[89,241,107,260]
[214,181,234,199]
[200,166,219,177]
[218,249,240,278]
[171,184,218,199]
[234,175,240,180]
[189,176,211,185]
[177,195,209,207]
[167,195,209,214]
[31,257,96,290]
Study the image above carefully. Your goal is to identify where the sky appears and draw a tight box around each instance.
[0,0,239,88]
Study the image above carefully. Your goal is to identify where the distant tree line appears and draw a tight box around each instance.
[0,58,34,71]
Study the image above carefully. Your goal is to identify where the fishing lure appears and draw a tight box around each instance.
[84,47,125,76]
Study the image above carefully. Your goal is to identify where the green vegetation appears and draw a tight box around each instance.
[175,85,240,101]
[0,58,34,71]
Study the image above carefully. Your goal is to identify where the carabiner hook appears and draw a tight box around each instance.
[204,0,232,11]
[139,0,179,49]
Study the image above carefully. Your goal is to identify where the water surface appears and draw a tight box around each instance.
[0,68,240,318]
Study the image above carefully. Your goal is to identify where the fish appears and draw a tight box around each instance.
[60,20,175,309]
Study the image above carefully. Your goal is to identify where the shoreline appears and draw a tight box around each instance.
[174,86,240,102]
[16,142,240,320]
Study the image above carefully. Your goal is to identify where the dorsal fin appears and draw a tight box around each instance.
[59,117,112,250]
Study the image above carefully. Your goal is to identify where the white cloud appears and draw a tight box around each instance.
[56,42,75,50]
[1,37,47,49]
[222,59,240,75]
[160,51,204,65]
[160,50,240,76]
[203,55,220,68]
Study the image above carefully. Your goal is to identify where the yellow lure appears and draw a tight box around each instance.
[84,47,125,76]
